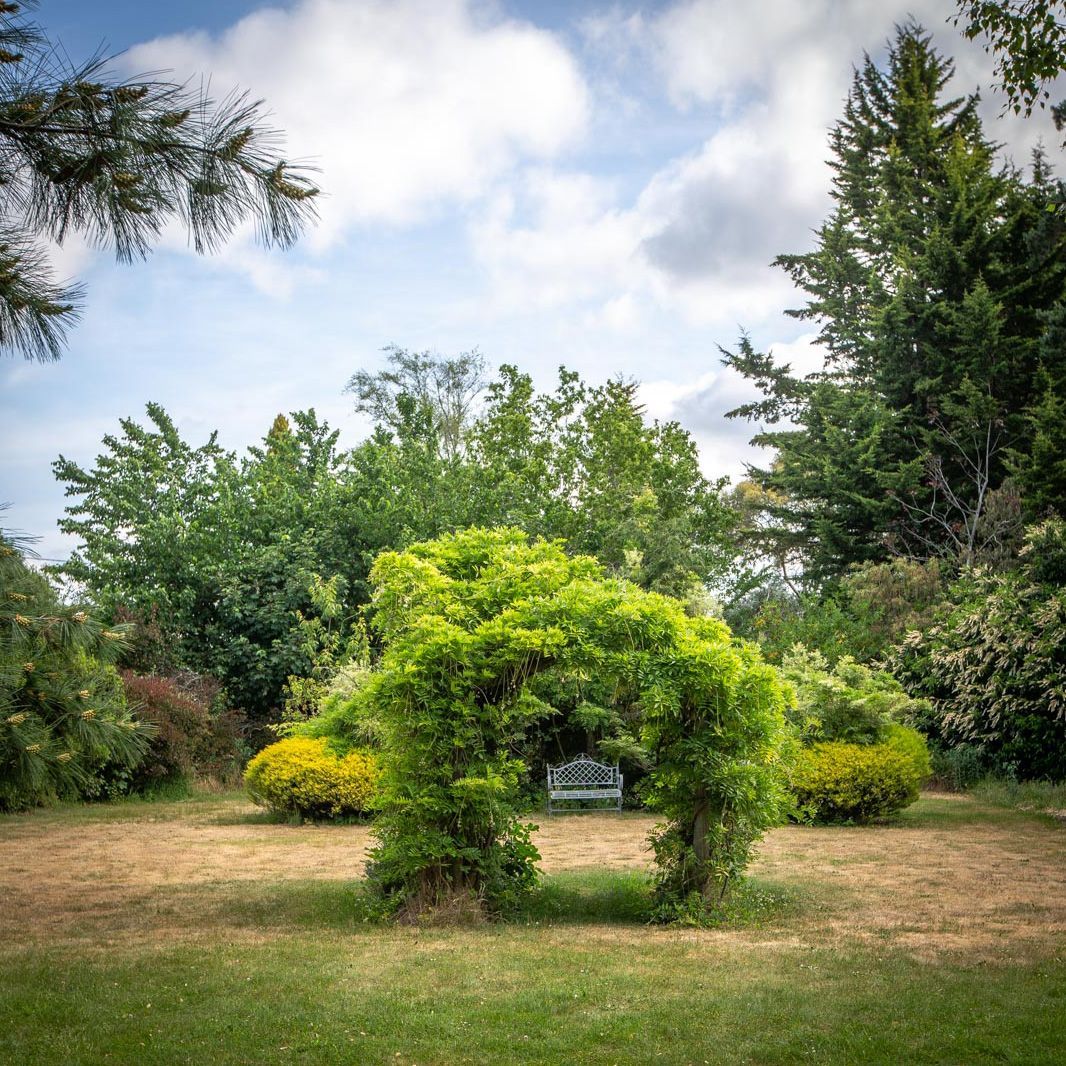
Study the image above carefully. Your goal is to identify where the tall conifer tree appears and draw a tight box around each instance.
[725,24,1066,581]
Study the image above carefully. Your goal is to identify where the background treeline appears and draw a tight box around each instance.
[50,358,733,739]
[723,25,1066,784]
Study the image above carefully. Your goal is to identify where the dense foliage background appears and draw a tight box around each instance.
[53,364,735,733]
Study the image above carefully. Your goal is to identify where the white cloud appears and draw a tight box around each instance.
[470,169,645,311]
[639,363,761,482]
[468,0,1065,339]
[118,0,1063,317]
[652,0,825,113]
[762,333,826,379]
[44,233,96,286]
[124,0,590,245]
[593,292,641,332]
[638,332,825,482]
[183,241,328,301]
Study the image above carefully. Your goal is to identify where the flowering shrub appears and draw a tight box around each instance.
[889,521,1066,781]
[244,737,379,821]
[790,741,922,823]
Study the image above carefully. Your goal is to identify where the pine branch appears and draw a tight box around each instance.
[0,4,319,360]
[0,224,80,360]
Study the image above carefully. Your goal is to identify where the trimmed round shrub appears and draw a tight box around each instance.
[244,737,379,821]
[790,741,921,823]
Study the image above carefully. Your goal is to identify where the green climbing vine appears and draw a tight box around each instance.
[352,527,790,919]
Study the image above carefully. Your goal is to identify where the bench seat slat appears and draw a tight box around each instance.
[550,789,621,800]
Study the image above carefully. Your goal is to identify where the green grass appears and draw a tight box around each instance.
[0,788,249,826]
[152,870,803,937]
[2,928,1063,1065]
[1,793,1063,1064]
[890,791,1037,829]
[514,868,808,929]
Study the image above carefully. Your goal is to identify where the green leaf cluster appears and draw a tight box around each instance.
[779,645,932,745]
[244,737,379,822]
[728,557,946,667]
[765,646,931,825]
[955,1,1066,130]
[54,406,383,728]
[789,741,923,824]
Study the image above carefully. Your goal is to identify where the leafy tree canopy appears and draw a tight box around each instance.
[890,519,1066,780]
[346,345,487,464]
[53,358,736,727]
[955,1,1066,133]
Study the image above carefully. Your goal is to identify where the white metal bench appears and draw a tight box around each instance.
[546,754,623,814]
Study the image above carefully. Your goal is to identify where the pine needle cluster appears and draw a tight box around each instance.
[0,1,318,361]
[0,529,152,810]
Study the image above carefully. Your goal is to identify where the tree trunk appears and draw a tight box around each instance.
[692,799,710,864]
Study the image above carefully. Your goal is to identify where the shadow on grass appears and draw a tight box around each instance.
[208,808,298,826]
[203,879,383,931]
[0,788,247,827]
[517,870,653,925]
[783,793,1053,834]
[208,804,374,828]
[517,870,806,928]
[893,793,1057,830]
[200,869,806,936]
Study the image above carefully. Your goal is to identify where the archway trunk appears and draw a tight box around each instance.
[692,795,710,863]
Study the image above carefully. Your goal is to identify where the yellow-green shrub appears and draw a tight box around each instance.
[790,741,921,823]
[244,737,379,821]
[882,722,932,783]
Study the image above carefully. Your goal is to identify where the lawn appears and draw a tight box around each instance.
[2,793,1064,1065]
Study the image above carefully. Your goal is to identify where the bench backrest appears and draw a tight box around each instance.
[547,754,619,789]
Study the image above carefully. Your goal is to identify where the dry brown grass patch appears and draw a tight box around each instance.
[2,793,1063,960]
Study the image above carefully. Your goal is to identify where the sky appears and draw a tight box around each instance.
[2,0,1061,560]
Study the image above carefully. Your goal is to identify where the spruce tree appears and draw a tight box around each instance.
[1010,367,1066,518]
[725,24,1066,581]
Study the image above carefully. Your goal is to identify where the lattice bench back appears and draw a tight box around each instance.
[546,754,623,814]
